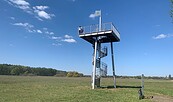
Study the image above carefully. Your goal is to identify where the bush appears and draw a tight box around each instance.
[66,71,83,77]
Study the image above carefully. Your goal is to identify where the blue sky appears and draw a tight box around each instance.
[0,0,173,76]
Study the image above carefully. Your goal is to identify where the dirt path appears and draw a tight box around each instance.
[151,95,173,102]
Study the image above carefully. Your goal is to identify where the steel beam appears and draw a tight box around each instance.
[111,42,116,88]
[92,39,98,89]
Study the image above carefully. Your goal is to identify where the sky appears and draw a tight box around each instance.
[0,0,173,76]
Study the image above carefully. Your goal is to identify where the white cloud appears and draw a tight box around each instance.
[37,11,52,19]
[51,36,58,40]
[153,34,167,39]
[62,34,76,43]
[5,0,55,20]
[13,22,36,33]
[37,28,55,35]
[18,5,30,10]
[42,28,55,35]
[49,32,54,35]
[64,34,73,39]
[50,34,76,45]
[13,22,34,28]
[10,17,15,20]
[7,0,31,12]
[52,43,62,46]
[33,5,54,20]
[51,36,61,40]
[12,22,45,34]
[152,34,172,40]
[37,29,42,33]
[28,29,36,33]
[33,6,49,10]
[9,0,30,6]
[62,38,76,43]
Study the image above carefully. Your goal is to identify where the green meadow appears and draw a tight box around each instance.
[0,76,173,102]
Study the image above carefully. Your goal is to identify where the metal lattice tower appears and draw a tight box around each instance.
[78,10,120,89]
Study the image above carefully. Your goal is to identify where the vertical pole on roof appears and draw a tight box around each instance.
[96,10,101,88]
[99,10,102,31]
[92,38,98,89]
[111,42,116,88]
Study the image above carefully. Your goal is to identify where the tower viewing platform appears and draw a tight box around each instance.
[79,22,120,44]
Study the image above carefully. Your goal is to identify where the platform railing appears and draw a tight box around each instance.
[111,23,120,40]
[79,22,120,39]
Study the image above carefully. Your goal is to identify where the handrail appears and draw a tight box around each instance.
[79,22,120,39]
[96,61,107,77]
[100,61,107,76]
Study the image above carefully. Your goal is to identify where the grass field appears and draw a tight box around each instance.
[0,76,173,102]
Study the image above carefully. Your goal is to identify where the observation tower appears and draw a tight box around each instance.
[78,10,120,89]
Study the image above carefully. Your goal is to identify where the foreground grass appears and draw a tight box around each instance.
[0,76,172,102]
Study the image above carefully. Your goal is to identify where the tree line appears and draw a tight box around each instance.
[0,64,83,77]
[1,64,171,79]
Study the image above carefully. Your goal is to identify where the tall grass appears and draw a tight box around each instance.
[0,76,172,102]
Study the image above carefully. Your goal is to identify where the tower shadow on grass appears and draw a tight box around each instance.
[100,85,141,89]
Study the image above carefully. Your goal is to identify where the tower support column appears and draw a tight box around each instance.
[111,42,116,88]
[92,39,98,89]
